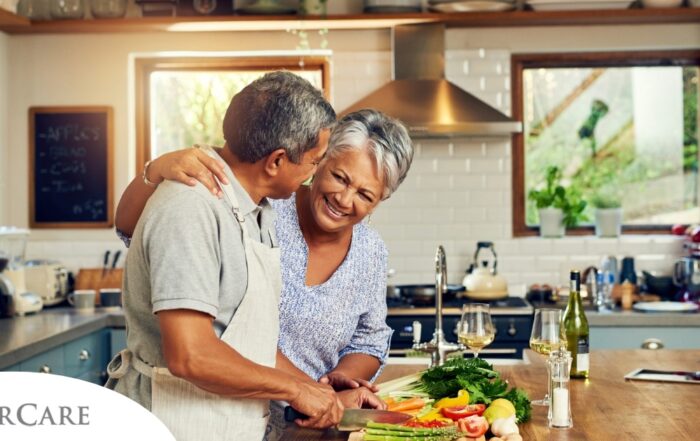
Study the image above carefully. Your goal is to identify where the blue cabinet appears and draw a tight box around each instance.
[2,328,125,384]
[20,346,65,375]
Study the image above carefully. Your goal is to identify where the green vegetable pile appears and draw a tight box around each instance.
[363,422,458,441]
[418,358,531,423]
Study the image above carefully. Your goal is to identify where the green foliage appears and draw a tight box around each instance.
[528,166,588,227]
[418,357,532,423]
[590,193,621,209]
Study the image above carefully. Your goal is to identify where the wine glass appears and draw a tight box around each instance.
[529,308,563,406]
[458,303,495,359]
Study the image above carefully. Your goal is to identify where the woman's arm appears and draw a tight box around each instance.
[115,148,229,237]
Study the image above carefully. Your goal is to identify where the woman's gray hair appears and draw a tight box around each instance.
[327,109,414,199]
[223,71,336,163]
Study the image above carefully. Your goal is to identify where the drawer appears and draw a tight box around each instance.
[64,330,109,377]
[1,364,21,372]
[20,346,65,375]
[78,368,106,386]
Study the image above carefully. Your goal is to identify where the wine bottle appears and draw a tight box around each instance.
[561,270,590,378]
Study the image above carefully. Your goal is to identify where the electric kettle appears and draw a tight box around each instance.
[463,241,508,300]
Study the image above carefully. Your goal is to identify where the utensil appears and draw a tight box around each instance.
[638,369,700,380]
[457,303,495,359]
[101,250,111,278]
[283,407,412,431]
[111,250,122,269]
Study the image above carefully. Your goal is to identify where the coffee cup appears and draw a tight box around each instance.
[68,289,96,313]
[99,288,122,310]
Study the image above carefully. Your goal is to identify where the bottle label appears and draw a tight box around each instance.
[576,336,589,372]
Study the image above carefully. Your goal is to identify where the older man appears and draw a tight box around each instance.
[107,72,343,440]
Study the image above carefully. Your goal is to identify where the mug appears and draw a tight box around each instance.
[99,288,122,309]
[68,289,96,313]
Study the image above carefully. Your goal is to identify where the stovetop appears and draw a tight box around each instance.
[386,296,533,316]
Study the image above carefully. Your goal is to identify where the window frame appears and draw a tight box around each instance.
[134,56,331,175]
[511,49,700,237]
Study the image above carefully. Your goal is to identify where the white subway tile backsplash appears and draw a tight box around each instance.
[469,190,505,207]
[468,158,504,174]
[453,174,487,189]
[551,239,587,256]
[418,142,453,158]
[437,192,470,208]
[454,207,487,223]
[419,174,453,190]
[617,237,654,257]
[435,159,470,174]
[410,159,438,174]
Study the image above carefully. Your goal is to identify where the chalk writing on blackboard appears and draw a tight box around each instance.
[30,107,113,228]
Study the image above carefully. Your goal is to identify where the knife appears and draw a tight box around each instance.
[111,250,122,270]
[640,369,700,380]
[101,251,110,278]
[284,406,412,431]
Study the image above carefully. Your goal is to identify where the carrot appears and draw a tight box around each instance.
[387,397,426,413]
[383,397,396,407]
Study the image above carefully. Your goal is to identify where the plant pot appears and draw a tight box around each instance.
[538,207,564,238]
[595,207,622,238]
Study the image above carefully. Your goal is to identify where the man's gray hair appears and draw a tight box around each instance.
[327,109,414,199]
[223,71,336,163]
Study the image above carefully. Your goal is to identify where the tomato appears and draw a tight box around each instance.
[692,226,700,243]
[457,415,489,438]
[440,404,486,421]
[671,224,688,235]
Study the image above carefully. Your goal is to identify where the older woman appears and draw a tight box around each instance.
[116,109,413,389]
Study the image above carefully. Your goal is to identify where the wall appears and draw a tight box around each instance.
[2,23,697,288]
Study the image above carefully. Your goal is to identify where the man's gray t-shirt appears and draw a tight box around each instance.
[114,157,276,409]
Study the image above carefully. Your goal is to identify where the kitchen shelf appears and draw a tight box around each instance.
[0,8,699,34]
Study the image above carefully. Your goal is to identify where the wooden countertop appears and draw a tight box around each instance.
[280,350,700,440]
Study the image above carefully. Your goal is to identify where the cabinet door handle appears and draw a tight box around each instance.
[507,322,517,336]
[39,365,51,374]
[641,338,664,350]
[79,350,91,361]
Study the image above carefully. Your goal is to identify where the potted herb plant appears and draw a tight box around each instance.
[528,166,588,238]
[591,192,623,238]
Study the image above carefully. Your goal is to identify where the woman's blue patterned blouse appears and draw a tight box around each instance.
[272,196,392,381]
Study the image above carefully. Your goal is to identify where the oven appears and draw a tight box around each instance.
[386,297,533,359]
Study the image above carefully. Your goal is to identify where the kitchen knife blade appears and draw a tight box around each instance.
[111,250,122,269]
[101,251,110,278]
[284,406,412,431]
[639,369,700,381]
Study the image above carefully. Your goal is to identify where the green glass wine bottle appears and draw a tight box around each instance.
[561,270,590,379]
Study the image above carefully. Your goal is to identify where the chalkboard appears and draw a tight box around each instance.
[29,107,114,228]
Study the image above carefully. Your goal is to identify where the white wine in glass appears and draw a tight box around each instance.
[458,303,495,359]
[529,308,563,406]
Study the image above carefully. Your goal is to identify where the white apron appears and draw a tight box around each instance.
[108,148,281,441]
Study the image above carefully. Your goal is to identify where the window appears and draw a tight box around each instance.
[134,56,329,172]
[512,51,700,236]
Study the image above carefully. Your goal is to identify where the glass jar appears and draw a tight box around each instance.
[17,0,52,20]
[90,0,125,18]
[50,0,84,19]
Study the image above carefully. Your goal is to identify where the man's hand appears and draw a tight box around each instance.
[337,387,387,410]
[289,380,344,429]
[319,371,379,392]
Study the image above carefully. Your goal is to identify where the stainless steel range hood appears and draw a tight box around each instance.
[341,24,522,138]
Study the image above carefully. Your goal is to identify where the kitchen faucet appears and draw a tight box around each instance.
[412,245,465,367]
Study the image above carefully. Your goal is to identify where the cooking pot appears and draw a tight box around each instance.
[463,241,508,300]
[394,284,465,306]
